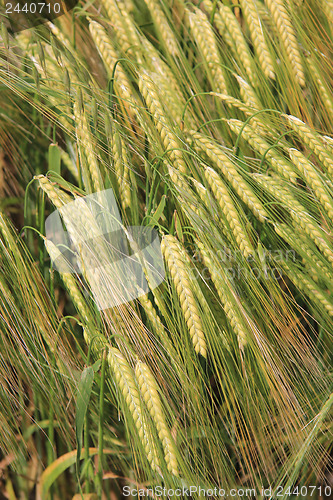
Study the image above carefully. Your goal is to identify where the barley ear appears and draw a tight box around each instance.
[187,7,228,95]
[142,0,180,57]
[239,0,275,80]
[195,240,248,349]
[135,360,178,476]
[204,166,254,259]
[264,0,305,86]
[107,347,161,472]
[283,115,333,176]
[44,238,92,323]
[288,148,333,220]
[161,234,207,357]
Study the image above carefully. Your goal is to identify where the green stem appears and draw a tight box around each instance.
[97,349,108,498]
[233,109,282,157]
[259,130,296,171]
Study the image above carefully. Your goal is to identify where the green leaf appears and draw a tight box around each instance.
[40,448,115,499]
[48,143,61,175]
[75,366,94,474]
[92,359,101,372]
[150,194,166,225]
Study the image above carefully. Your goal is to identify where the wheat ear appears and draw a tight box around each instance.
[213,3,258,87]
[236,76,262,111]
[202,0,234,47]
[239,0,275,80]
[73,100,103,192]
[211,93,254,115]
[253,174,333,266]
[288,148,333,220]
[255,1,277,35]
[100,0,142,62]
[324,136,333,149]
[274,224,333,287]
[107,347,161,471]
[44,238,92,323]
[264,0,305,86]
[36,176,111,298]
[210,93,267,135]
[277,259,333,317]
[35,175,72,209]
[141,37,196,129]
[187,7,228,95]
[135,361,178,476]
[112,131,132,211]
[195,240,248,348]
[282,115,333,176]
[227,119,298,183]
[161,235,207,357]
[88,20,139,114]
[60,149,78,180]
[307,57,333,122]
[138,292,165,335]
[306,56,333,121]
[142,0,179,57]
[189,130,268,222]
[204,166,254,259]
[139,72,187,175]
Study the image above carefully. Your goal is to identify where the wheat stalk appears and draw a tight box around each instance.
[161,234,207,357]
[239,0,275,80]
[288,148,333,220]
[264,0,305,86]
[189,130,268,222]
[282,115,333,176]
[187,6,228,95]
[135,360,178,476]
[227,119,298,183]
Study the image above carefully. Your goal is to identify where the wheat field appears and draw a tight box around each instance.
[0,1,332,498]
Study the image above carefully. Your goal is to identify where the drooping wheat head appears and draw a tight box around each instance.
[135,360,178,475]
[161,234,207,358]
